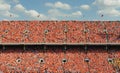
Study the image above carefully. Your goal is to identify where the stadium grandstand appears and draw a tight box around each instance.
[0,21,120,73]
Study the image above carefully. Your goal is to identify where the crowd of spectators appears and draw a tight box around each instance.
[0,21,120,72]
[0,45,119,72]
[0,21,120,44]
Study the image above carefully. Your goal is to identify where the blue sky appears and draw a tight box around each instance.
[0,0,120,21]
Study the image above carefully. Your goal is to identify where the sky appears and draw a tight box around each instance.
[0,0,120,21]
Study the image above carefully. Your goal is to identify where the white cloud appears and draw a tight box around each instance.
[98,8,120,16]
[12,0,19,3]
[48,9,82,18]
[0,3,11,10]
[25,10,45,18]
[25,10,39,17]
[93,0,120,16]
[72,11,82,16]
[80,5,90,10]
[0,0,18,18]
[55,1,71,10]
[46,2,82,20]
[14,4,47,19]
[3,11,18,17]
[45,1,71,10]
[2,19,9,21]
[14,4,25,12]
[93,0,120,8]
[45,3,54,7]
[48,9,64,16]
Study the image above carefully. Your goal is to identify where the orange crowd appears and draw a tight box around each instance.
[0,21,120,44]
[0,45,119,73]
[0,21,120,73]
